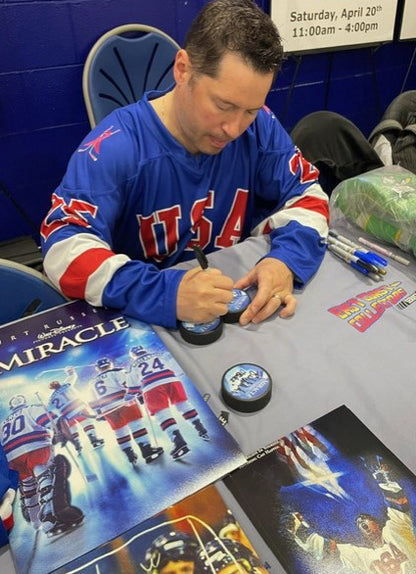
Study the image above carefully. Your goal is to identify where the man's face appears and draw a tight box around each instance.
[173,51,274,155]
[356,515,382,543]
[159,560,194,574]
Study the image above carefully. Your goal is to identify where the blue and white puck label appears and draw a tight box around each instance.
[221,363,272,412]
[181,317,221,334]
[179,317,223,345]
[228,289,250,313]
[223,289,251,323]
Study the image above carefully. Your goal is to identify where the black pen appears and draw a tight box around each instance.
[192,245,209,270]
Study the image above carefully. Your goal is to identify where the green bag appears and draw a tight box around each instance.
[330,166,416,257]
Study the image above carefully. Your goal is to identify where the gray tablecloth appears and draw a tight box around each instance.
[155,234,416,472]
[151,233,416,573]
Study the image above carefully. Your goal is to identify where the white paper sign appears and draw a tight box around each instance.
[399,0,416,40]
[271,0,399,53]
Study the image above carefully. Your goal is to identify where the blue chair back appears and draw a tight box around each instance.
[0,259,68,325]
[83,24,180,128]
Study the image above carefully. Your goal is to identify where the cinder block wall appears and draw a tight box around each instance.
[0,0,414,242]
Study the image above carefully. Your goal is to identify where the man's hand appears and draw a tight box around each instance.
[176,267,234,323]
[234,258,297,326]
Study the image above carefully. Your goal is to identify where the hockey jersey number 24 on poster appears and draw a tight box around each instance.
[0,300,245,574]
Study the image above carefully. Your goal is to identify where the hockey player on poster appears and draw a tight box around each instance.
[47,366,104,455]
[218,510,260,560]
[0,394,83,536]
[140,531,200,573]
[126,345,210,461]
[140,531,267,574]
[89,357,164,465]
[196,538,268,573]
[287,456,416,573]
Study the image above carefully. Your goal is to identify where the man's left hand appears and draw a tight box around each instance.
[234,258,296,325]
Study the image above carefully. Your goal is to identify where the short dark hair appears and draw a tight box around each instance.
[184,0,284,79]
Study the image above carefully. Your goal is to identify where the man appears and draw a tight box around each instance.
[140,531,199,573]
[47,366,104,455]
[287,457,416,572]
[40,0,329,329]
[196,538,267,573]
[125,345,209,460]
[88,357,163,465]
[1,394,83,536]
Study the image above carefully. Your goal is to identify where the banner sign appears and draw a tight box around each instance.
[399,0,416,40]
[271,0,399,53]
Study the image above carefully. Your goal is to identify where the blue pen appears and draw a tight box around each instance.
[328,231,388,268]
[354,249,388,269]
[327,237,386,274]
[328,244,381,281]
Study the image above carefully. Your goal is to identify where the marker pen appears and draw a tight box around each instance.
[358,237,410,266]
[329,230,388,267]
[192,245,209,270]
[328,244,382,281]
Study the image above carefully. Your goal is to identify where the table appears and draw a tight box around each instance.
[155,234,416,469]
[2,230,415,573]
[153,232,416,572]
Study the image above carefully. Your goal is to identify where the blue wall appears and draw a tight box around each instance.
[0,0,415,244]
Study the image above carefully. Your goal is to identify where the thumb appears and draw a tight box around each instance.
[234,269,255,290]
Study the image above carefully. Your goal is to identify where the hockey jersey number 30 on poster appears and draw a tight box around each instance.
[0,300,245,574]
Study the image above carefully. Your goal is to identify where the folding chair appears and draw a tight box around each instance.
[0,259,68,325]
[82,24,180,128]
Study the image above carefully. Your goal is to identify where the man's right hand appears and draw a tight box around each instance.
[176,267,234,323]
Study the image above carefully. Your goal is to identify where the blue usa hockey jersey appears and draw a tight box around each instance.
[41,89,329,328]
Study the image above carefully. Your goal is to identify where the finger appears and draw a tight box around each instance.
[246,293,283,324]
[238,292,271,325]
[239,291,296,325]
[212,275,235,291]
[278,293,297,318]
[242,279,272,320]
[197,267,234,290]
[238,289,266,325]
[233,269,256,290]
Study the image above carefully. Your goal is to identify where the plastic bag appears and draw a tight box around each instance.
[329,165,416,257]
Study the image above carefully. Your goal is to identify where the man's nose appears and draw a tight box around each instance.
[221,112,247,140]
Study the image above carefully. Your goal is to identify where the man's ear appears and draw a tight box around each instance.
[174,49,192,85]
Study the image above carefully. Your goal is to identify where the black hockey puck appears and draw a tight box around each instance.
[223,289,251,323]
[221,363,272,413]
[179,317,223,345]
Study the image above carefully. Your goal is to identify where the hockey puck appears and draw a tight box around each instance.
[221,363,272,413]
[223,289,251,323]
[179,317,223,345]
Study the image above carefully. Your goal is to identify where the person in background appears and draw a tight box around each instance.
[41,0,329,329]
